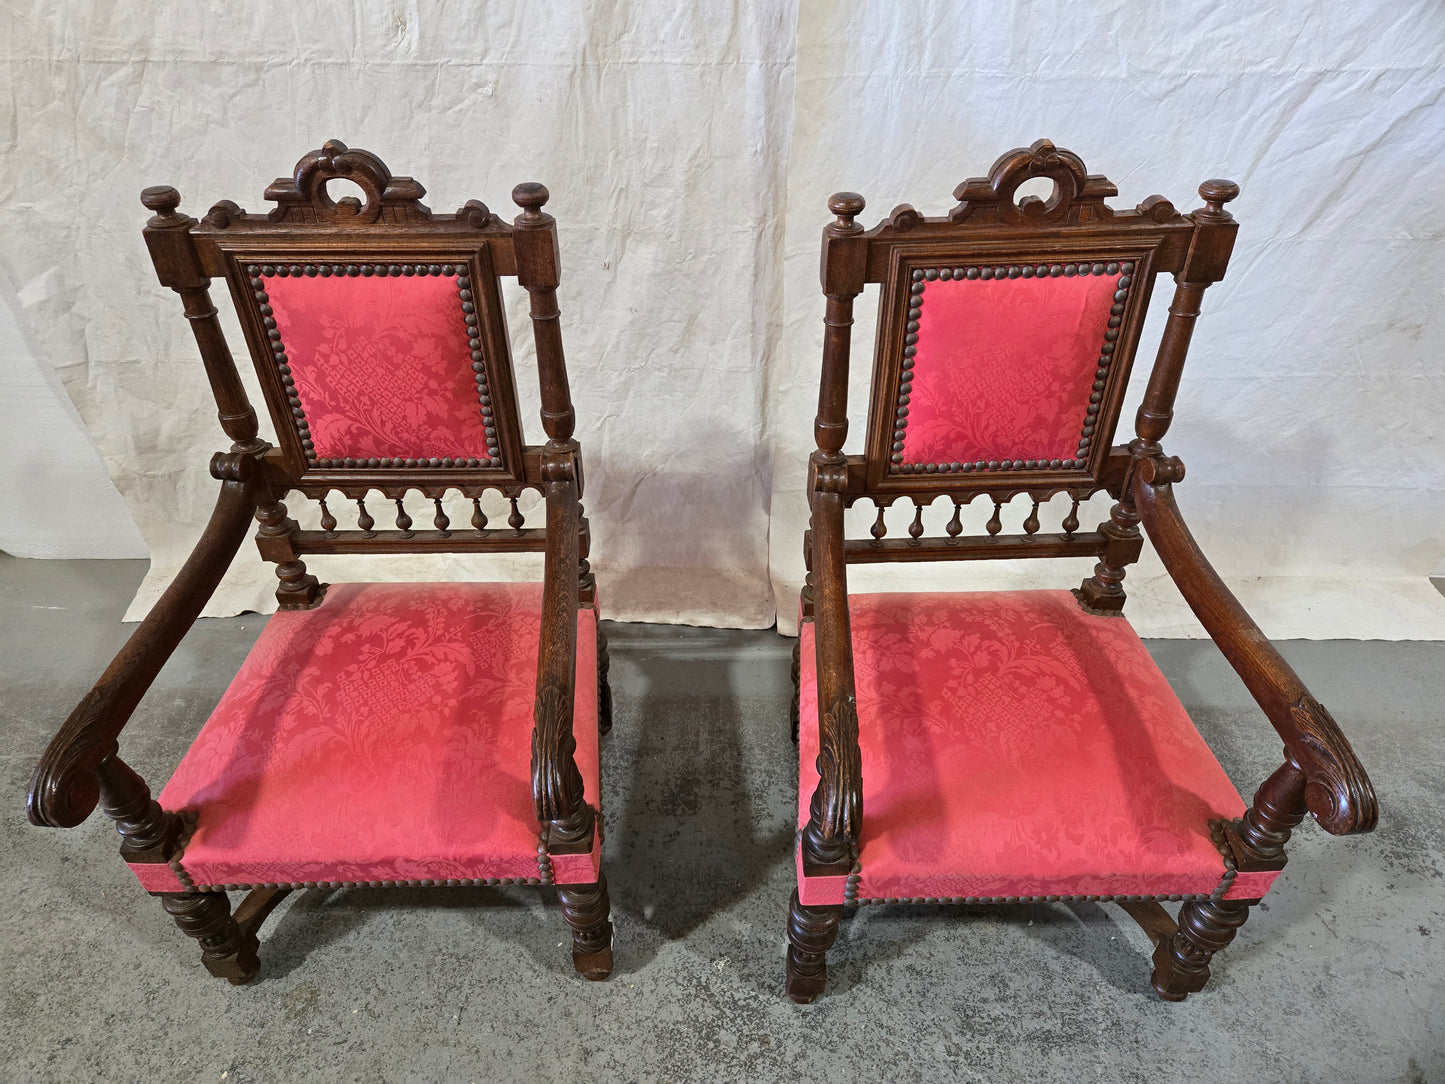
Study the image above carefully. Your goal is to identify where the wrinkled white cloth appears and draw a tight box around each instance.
[2,1,1442,638]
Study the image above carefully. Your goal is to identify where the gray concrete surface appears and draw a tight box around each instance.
[0,553,1441,1082]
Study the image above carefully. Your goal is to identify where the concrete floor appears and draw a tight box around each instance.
[0,554,1441,1082]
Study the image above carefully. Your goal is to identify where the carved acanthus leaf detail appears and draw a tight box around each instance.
[531,683,583,824]
[803,697,863,863]
[1287,695,1378,835]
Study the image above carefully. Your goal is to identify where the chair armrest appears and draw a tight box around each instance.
[530,442,592,852]
[27,452,265,829]
[801,483,864,873]
[1132,458,1377,835]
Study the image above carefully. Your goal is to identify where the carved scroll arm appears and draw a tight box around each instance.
[27,453,265,829]
[800,484,864,874]
[530,442,594,853]
[1133,459,1377,837]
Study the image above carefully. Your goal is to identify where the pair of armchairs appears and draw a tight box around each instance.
[28,141,1376,1003]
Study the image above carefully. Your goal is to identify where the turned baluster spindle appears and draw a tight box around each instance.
[356,497,375,535]
[394,497,414,537]
[433,498,450,536]
[946,499,964,540]
[318,497,337,534]
[986,499,1004,538]
[908,500,925,542]
[508,496,525,532]
[470,497,488,531]
[1023,500,1041,536]
[870,504,888,543]
[1062,498,1081,539]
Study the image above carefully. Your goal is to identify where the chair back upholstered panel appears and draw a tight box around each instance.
[897,262,1129,473]
[139,141,589,605]
[251,264,503,470]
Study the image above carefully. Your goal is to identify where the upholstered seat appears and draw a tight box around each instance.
[127,582,601,893]
[797,591,1277,906]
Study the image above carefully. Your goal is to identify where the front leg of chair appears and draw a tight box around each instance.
[786,890,841,1003]
[1150,897,1252,1001]
[161,891,261,985]
[558,872,614,980]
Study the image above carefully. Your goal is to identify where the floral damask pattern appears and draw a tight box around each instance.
[265,273,493,462]
[154,582,601,886]
[900,273,1118,467]
[797,591,1271,904]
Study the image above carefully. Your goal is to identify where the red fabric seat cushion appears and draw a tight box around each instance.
[901,270,1120,468]
[797,591,1276,905]
[130,582,600,891]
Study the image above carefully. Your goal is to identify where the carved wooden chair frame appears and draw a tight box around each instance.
[787,140,1378,1002]
[27,141,614,983]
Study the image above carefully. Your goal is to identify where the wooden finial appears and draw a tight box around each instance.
[512,182,550,218]
[1197,179,1240,220]
[827,191,865,229]
[141,185,183,227]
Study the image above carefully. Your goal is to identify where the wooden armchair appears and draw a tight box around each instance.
[26,142,614,984]
[787,140,1377,1002]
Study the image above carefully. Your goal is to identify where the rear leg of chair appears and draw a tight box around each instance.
[786,890,841,1003]
[558,873,614,980]
[1150,897,1251,1001]
[597,623,613,736]
[161,890,261,985]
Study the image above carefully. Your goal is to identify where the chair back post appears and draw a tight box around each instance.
[141,186,268,456]
[1134,180,1241,453]
[802,192,868,621]
[512,183,576,448]
[1076,178,1240,613]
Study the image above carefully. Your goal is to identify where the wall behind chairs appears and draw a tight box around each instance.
[0,264,147,559]
[2,1,1443,637]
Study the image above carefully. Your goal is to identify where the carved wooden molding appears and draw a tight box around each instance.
[531,683,584,823]
[1288,694,1379,835]
[802,697,863,864]
[261,139,431,226]
[949,138,1160,226]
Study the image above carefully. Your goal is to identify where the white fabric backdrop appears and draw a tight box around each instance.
[3,1,1444,637]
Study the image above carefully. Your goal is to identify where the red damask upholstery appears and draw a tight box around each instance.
[263,271,496,465]
[129,582,600,892]
[900,269,1122,470]
[797,591,1277,905]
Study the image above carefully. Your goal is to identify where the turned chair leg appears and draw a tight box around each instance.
[1150,897,1252,1001]
[161,891,261,985]
[558,873,614,980]
[786,889,841,1003]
